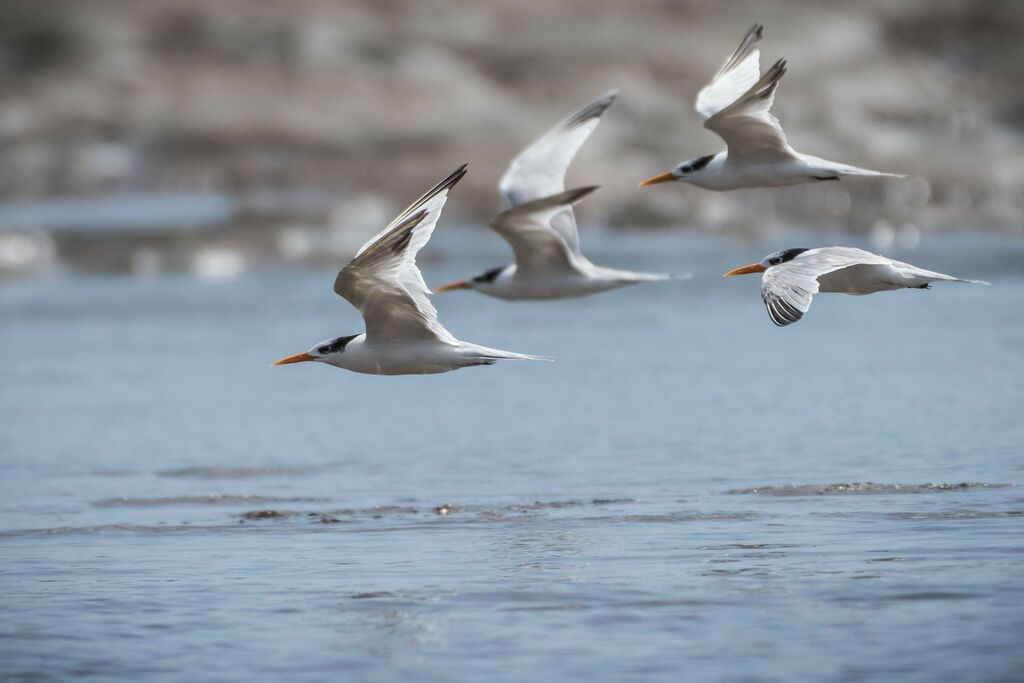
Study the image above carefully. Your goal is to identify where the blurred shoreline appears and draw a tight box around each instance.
[1,0,1021,277]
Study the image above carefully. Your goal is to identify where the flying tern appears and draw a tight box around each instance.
[435,92,675,300]
[273,165,547,374]
[724,246,988,326]
[640,24,904,191]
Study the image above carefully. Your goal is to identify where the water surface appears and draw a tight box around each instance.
[2,231,1022,681]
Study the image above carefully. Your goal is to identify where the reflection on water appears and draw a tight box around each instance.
[1,232,1023,681]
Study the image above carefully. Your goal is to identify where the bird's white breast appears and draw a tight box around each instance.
[323,336,470,375]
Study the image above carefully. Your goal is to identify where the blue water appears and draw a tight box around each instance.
[1,230,1023,681]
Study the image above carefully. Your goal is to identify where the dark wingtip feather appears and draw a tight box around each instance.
[493,185,599,224]
[720,23,765,77]
[763,294,803,327]
[563,91,619,130]
[565,185,600,203]
[754,59,787,99]
[442,163,469,190]
[417,163,468,206]
[416,163,468,211]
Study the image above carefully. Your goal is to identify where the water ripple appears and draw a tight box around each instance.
[727,482,1013,496]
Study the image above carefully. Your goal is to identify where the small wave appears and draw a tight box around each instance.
[0,524,246,538]
[95,495,325,508]
[508,499,638,512]
[237,505,421,523]
[235,498,640,524]
[727,482,1013,496]
[888,509,1024,520]
[158,466,318,479]
[240,510,344,523]
[350,591,399,600]
[618,511,758,523]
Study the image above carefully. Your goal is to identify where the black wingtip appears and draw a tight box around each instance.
[564,91,619,130]
[495,185,600,220]
[566,185,600,203]
[721,23,765,76]
[757,58,787,96]
[440,163,469,191]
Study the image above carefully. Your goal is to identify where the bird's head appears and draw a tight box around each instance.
[273,334,358,367]
[724,248,809,276]
[434,265,506,294]
[640,154,716,187]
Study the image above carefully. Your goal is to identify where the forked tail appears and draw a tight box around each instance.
[609,269,691,283]
[925,272,990,286]
[806,155,906,179]
[462,344,554,363]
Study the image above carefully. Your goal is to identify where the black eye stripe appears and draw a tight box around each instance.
[318,334,359,354]
[472,266,504,284]
[691,155,714,171]
[680,155,713,174]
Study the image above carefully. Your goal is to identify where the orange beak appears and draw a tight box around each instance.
[723,263,767,276]
[272,352,316,366]
[434,280,470,293]
[639,171,678,187]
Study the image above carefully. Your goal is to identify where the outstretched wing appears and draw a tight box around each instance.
[761,248,887,326]
[499,90,617,255]
[489,186,597,275]
[334,165,467,343]
[695,24,764,120]
[705,57,791,161]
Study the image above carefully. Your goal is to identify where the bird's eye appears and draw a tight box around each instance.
[770,258,781,265]
[317,345,330,354]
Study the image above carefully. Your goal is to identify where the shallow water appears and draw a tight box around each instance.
[2,230,1023,682]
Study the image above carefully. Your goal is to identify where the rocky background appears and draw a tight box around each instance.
[0,0,1021,274]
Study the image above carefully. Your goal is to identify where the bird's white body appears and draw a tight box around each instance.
[438,91,677,301]
[725,246,988,326]
[641,25,903,191]
[317,334,538,375]
[469,262,670,301]
[680,152,894,192]
[274,166,548,376]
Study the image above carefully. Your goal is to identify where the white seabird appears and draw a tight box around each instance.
[724,246,988,326]
[436,92,676,300]
[273,165,548,374]
[640,24,904,191]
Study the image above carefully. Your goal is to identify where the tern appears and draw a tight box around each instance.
[435,91,675,300]
[640,24,903,191]
[273,165,547,374]
[724,247,988,326]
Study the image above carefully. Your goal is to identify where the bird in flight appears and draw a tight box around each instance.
[435,91,676,300]
[724,246,988,326]
[640,24,904,191]
[273,165,548,374]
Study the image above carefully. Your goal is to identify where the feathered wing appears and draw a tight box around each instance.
[334,165,467,344]
[695,24,764,120]
[489,186,598,275]
[760,248,888,326]
[705,57,791,161]
[499,90,618,255]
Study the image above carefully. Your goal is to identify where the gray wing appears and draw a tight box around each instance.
[489,186,597,275]
[705,58,791,161]
[498,90,617,255]
[761,248,888,326]
[334,165,466,343]
[695,24,764,120]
